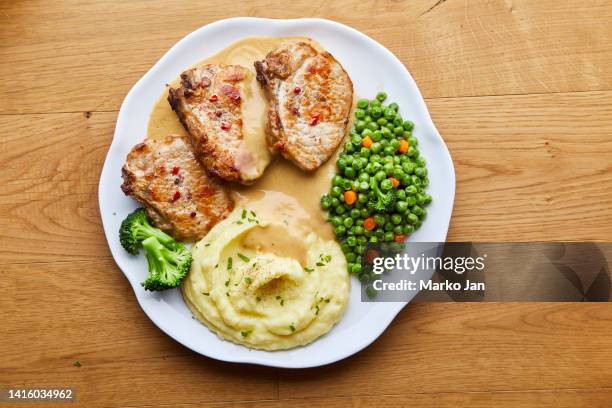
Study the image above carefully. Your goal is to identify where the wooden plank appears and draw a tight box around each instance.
[0,260,279,407]
[1,0,611,114]
[2,90,611,265]
[278,302,612,397]
[121,389,612,407]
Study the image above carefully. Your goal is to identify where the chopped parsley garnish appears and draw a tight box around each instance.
[304,267,314,273]
[227,257,233,270]
[289,323,295,332]
[73,360,81,367]
[202,292,210,296]
[241,209,247,219]
[225,279,230,287]
[256,296,261,302]
[280,299,285,306]
[316,262,324,267]
[237,253,250,262]
[204,243,210,247]
[241,330,252,338]
[245,277,252,285]
[276,295,281,300]
[316,254,332,267]
[250,210,257,217]
[236,220,243,225]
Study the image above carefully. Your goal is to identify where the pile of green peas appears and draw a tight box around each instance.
[320,92,432,277]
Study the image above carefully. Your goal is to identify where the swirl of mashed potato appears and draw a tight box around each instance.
[182,205,349,350]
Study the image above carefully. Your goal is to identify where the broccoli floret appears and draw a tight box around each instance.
[370,178,395,212]
[119,208,176,255]
[141,236,192,291]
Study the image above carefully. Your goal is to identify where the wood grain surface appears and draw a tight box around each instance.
[1,1,612,407]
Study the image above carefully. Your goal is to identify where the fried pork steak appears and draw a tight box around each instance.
[168,64,267,184]
[255,41,353,171]
[121,135,234,241]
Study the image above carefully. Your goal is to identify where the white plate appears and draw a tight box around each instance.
[99,17,455,368]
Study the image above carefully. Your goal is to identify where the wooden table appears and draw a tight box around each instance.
[2,1,612,407]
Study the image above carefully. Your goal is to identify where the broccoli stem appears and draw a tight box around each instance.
[136,223,175,249]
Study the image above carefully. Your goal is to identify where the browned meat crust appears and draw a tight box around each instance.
[168,64,265,184]
[255,41,353,171]
[121,135,234,241]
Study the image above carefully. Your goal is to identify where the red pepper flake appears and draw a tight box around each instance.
[309,113,320,126]
[291,107,299,115]
[190,211,197,218]
[209,94,218,102]
[171,191,181,203]
[220,122,232,131]
[171,166,180,175]
[293,86,301,94]
[215,109,223,117]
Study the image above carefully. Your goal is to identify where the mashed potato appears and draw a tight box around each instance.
[182,206,349,350]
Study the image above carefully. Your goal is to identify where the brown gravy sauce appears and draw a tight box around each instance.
[147,36,350,242]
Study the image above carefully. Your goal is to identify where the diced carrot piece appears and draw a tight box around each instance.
[366,249,380,264]
[394,234,406,243]
[389,177,400,188]
[363,217,376,231]
[344,190,357,205]
[362,136,373,148]
[398,139,409,154]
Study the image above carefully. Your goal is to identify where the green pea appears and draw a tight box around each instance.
[367,122,379,131]
[410,175,421,186]
[344,141,355,153]
[416,193,426,205]
[354,109,366,119]
[403,162,415,175]
[373,214,386,226]
[332,175,344,187]
[371,130,383,142]
[402,131,412,139]
[376,117,388,126]
[403,224,414,234]
[356,244,366,254]
[341,243,351,254]
[346,252,357,262]
[392,117,403,127]
[336,157,347,171]
[383,163,394,175]
[331,186,342,197]
[346,235,357,246]
[344,167,356,179]
[415,167,427,178]
[375,228,385,238]
[369,236,379,243]
[358,194,369,205]
[381,179,393,191]
[359,181,369,192]
[384,231,394,242]
[354,226,365,236]
[407,147,418,158]
[380,126,392,138]
[363,115,372,123]
[350,263,362,274]
[416,156,426,167]
[384,223,394,231]
[394,126,404,136]
[396,190,407,200]
[423,193,432,204]
[376,92,387,102]
[405,185,417,195]
[371,142,383,154]
[360,208,370,218]
[330,216,342,227]
[421,177,430,187]
[355,120,366,132]
[336,206,346,215]
[330,197,340,207]
[400,174,411,186]
[350,134,360,146]
[402,120,414,131]
[395,201,408,213]
[383,146,395,156]
[371,106,383,118]
[393,225,403,235]
[388,102,399,112]
[419,208,428,220]
[335,225,346,235]
[350,208,361,219]
[384,108,396,119]
[407,213,419,224]
[356,172,369,183]
[374,170,386,182]
[391,214,402,225]
[357,98,369,109]
[405,196,417,206]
